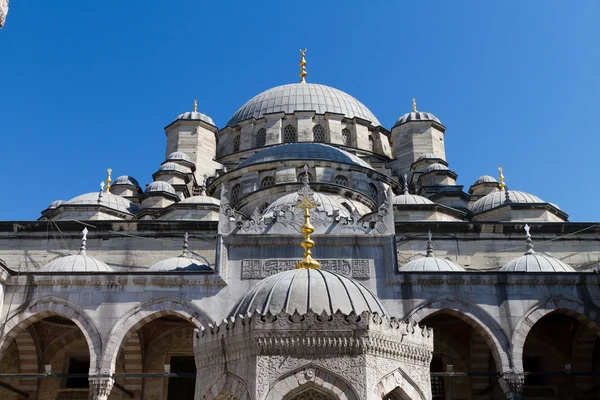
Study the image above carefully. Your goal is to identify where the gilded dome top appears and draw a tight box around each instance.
[227,83,380,127]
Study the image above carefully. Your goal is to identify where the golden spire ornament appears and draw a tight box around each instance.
[412,98,417,113]
[498,166,505,191]
[299,49,307,83]
[193,99,198,113]
[296,165,320,269]
[105,168,113,193]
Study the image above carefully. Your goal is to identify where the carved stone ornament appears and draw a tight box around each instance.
[241,259,371,279]
[499,369,525,398]
[88,377,114,400]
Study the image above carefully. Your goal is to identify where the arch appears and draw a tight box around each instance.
[15,329,39,394]
[120,332,143,393]
[369,183,378,202]
[0,296,103,373]
[283,125,297,143]
[231,184,241,204]
[256,128,267,147]
[261,176,275,188]
[203,371,249,400]
[341,128,352,146]
[334,175,349,187]
[511,295,600,373]
[405,294,512,372]
[43,327,84,364]
[143,327,193,370]
[375,367,427,400]
[265,364,359,400]
[313,124,326,143]
[572,323,598,397]
[100,297,214,375]
[233,135,241,152]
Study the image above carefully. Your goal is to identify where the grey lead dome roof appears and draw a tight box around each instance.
[149,256,212,272]
[227,83,380,127]
[392,193,434,205]
[394,112,441,128]
[499,253,575,272]
[399,256,465,272]
[227,268,388,318]
[113,175,140,187]
[176,111,215,126]
[145,181,176,195]
[473,175,498,185]
[237,143,373,170]
[66,192,139,215]
[40,253,114,272]
[470,190,546,214]
[262,192,360,219]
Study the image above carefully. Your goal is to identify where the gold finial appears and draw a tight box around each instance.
[106,168,112,193]
[193,99,198,113]
[299,48,307,84]
[412,98,417,113]
[498,166,505,190]
[295,195,320,269]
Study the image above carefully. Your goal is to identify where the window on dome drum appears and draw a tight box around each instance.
[313,124,325,142]
[261,176,275,188]
[231,184,241,204]
[342,128,352,146]
[297,172,312,182]
[369,183,378,201]
[334,175,349,187]
[368,135,374,152]
[256,128,267,147]
[283,125,297,143]
[233,135,241,152]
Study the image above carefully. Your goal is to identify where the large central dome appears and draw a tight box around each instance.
[227,83,380,127]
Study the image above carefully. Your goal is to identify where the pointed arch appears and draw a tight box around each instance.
[405,294,512,372]
[203,372,250,400]
[375,367,427,400]
[0,296,102,372]
[100,297,214,375]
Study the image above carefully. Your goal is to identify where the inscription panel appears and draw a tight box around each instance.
[241,259,371,279]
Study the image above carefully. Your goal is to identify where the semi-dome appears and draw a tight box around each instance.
[394,111,441,128]
[237,143,373,170]
[167,152,192,163]
[473,175,498,185]
[227,83,380,127]
[399,234,464,272]
[179,195,220,206]
[424,163,449,173]
[145,181,176,195]
[470,190,545,214]
[262,191,363,220]
[227,268,388,318]
[176,111,215,126]
[66,192,139,215]
[113,175,140,187]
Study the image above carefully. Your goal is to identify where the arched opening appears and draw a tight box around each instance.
[256,128,267,147]
[521,311,600,400]
[283,125,297,143]
[284,385,337,399]
[231,184,241,204]
[420,312,504,400]
[334,175,349,187]
[233,135,241,152]
[313,124,326,143]
[342,128,352,146]
[261,176,275,188]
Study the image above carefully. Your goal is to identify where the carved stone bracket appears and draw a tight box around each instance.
[498,370,525,400]
[88,377,114,400]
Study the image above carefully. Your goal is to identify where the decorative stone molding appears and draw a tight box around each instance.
[498,369,524,400]
[241,259,371,279]
[89,376,114,400]
[264,365,357,400]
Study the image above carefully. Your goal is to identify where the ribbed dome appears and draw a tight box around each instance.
[167,152,192,163]
[473,175,498,185]
[392,193,434,205]
[47,200,65,209]
[394,112,441,128]
[145,181,176,195]
[470,190,545,214]
[176,111,215,126]
[66,192,139,215]
[179,195,220,206]
[416,153,438,161]
[149,256,212,272]
[227,268,388,318]
[158,162,188,173]
[424,163,449,173]
[113,175,140,187]
[237,143,373,170]
[399,256,465,272]
[227,83,380,127]
[499,253,575,272]
[262,192,362,219]
[40,253,113,272]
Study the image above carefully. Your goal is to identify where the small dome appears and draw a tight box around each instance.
[399,256,465,272]
[227,268,388,318]
[167,152,192,163]
[424,163,449,173]
[392,193,434,205]
[473,175,498,185]
[113,175,140,187]
[227,83,380,127]
[416,153,438,161]
[40,253,113,272]
[237,143,373,170]
[179,195,220,206]
[149,256,212,272]
[262,192,360,219]
[176,111,215,126]
[499,253,575,272]
[145,181,176,195]
[158,162,188,173]
[66,192,139,215]
[47,200,65,209]
[394,112,441,128]
[470,190,545,214]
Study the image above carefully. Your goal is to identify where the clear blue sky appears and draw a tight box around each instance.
[1,1,599,221]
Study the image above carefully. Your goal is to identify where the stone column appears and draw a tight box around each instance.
[89,377,114,400]
[498,370,524,400]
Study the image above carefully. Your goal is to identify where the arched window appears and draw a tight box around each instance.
[342,128,352,146]
[297,172,312,183]
[368,135,374,152]
[231,184,241,204]
[369,183,378,201]
[313,125,325,142]
[233,135,241,152]
[334,175,349,187]
[256,128,267,147]
[261,176,275,188]
[283,125,297,143]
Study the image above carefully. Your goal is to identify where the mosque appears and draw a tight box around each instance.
[0,51,599,400]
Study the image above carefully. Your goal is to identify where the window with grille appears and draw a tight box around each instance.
[231,184,241,204]
[283,125,297,143]
[368,135,374,152]
[313,125,325,142]
[334,175,349,187]
[297,172,312,182]
[342,128,352,146]
[256,128,267,147]
[369,183,378,201]
[261,176,275,188]
[430,357,445,400]
[233,135,241,152]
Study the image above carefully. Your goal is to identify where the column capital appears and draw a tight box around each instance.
[89,376,114,400]
[499,369,525,400]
